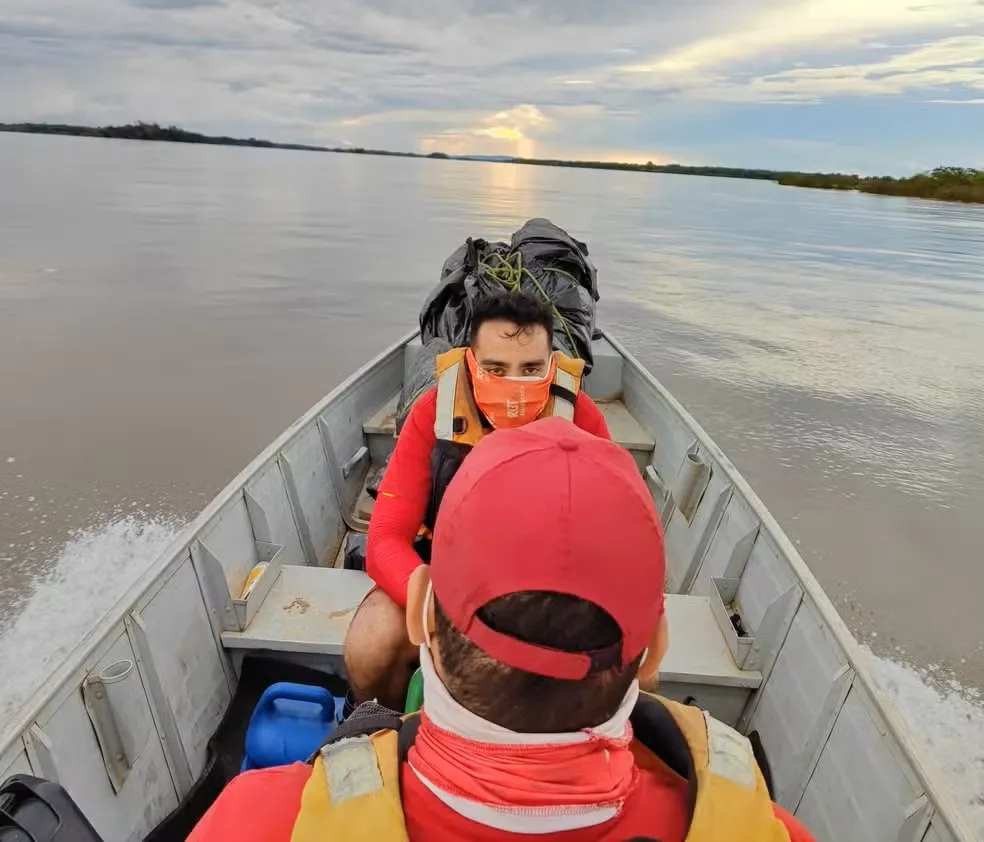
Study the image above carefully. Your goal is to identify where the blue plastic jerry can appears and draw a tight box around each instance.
[241,682,344,772]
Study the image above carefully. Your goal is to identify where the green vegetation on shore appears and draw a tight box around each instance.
[0,121,330,152]
[2,121,981,205]
[510,157,794,182]
[778,167,984,204]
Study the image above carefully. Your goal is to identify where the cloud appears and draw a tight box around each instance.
[0,0,983,171]
[129,0,222,8]
[418,104,552,157]
[478,104,550,135]
[621,0,983,78]
[611,0,984,115]
[706,35,984,102]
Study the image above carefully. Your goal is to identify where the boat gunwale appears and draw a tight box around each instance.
[601,328,975,841]
[0,328,417,754]
[1,326,975,840]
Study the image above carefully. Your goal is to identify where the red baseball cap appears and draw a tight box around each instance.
[430,416,666,681]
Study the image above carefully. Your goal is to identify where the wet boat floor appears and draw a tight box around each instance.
[146,657,348,842]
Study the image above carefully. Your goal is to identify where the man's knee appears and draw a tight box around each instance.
[344,589,412,674]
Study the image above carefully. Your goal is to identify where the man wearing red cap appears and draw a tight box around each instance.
[346,291,611,711]
[189,418,814,842]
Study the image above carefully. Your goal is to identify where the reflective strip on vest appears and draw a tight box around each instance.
[321,736,384,804]
[552,366,577,421]
[703,711,758,790]
[433,361,462,441]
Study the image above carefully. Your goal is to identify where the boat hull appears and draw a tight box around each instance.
[0,330,973,842]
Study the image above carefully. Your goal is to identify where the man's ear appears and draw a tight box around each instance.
[638,613,669,685]
[405,565,433,646]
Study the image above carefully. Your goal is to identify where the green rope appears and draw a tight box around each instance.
[476,252,579,356]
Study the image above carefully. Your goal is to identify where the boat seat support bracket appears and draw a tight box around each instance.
[782,663,855,812]
[22,724,58,783]
[317,417,368,533]
[277,453,319,566]
[126,610,195,798]
[896,795,933,842]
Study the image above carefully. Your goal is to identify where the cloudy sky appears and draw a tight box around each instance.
[2,0,983,174]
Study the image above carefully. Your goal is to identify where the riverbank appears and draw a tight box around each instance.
[2,122,982,204]
[0,121,331,153]
[779,167,984,204]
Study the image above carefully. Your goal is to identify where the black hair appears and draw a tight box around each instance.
[468,291,554,346]
[434,591,642,733]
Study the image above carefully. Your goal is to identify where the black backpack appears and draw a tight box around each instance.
[0,775,104,842]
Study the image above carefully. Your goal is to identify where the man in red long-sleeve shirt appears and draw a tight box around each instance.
[345,292,611,710]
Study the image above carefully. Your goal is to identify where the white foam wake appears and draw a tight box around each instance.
[864,648,984,838]
[0,514,182,730]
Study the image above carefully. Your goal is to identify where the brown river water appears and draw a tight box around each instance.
[0,132,982,831]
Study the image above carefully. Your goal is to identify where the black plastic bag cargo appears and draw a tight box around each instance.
[419,218,599,373]
[0,775,105,841]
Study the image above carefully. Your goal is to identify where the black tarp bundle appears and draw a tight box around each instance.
[419,218,599,370]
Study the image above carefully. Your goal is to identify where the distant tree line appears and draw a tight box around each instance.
[510,157,798,182]
[778,166,984,203]
[1,121,981,204]
[0,121,330,152]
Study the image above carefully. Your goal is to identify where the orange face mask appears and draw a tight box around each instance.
[465,349,556,429]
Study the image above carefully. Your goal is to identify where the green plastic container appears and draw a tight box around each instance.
[404,667,424,714]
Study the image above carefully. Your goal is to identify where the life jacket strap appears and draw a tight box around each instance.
[550,364,578,421]
[397,714,423,763]
[307,710,405,762]
[549,382,578,409]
